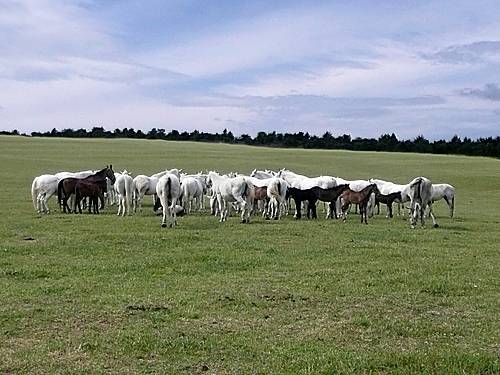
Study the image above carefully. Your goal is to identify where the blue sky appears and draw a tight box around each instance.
[1,0,499,139]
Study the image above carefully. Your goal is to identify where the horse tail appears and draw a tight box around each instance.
[166,176,172,204]
[410,177,422,201]
[31,177,38,209]
[242,180,249,198]
[57,179,64,209]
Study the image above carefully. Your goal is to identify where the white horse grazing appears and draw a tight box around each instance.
[408,176,438,228]
[431,183,455,217]
[207,171,255,223]
[370,178,413,216]
[54,170,95,180]
[278,169,337,217]
[278,169,337,189]
[156,173,182,227]
[114,171,134,216]
[247,176,288,219]
[265,177,288,220]
[250,169,276,179]
[180,176,204,214]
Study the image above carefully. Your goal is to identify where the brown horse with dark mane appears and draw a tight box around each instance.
[340,184,379,224]
[57,166,115,213]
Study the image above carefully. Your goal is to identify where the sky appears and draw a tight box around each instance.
[1,0,500,140]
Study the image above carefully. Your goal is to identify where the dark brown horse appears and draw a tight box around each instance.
[340,184,379,224]
[57,166,115,213]
[74,180,105,214]
[312,184,350,219]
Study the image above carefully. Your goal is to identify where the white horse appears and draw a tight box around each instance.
[31,174,59,213]
[265,177,288,220]
[115,171,134,216]
[180,176,204,214]
[247,176,288,219]
[408,176,438,228]
[431,183,455,217]
[133,169,180,212]
[369,178,414,216]
[207,171,255,223]
[156,173,182,227]
[250,169,276,179]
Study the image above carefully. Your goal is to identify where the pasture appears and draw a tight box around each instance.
[1,135,499,374]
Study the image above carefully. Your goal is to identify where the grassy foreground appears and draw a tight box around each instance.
[0,135,499,374]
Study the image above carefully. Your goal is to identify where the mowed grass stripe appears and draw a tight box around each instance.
[0,136,499,374]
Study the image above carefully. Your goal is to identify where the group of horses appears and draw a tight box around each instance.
[31,166,456,229]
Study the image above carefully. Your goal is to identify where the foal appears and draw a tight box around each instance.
[74,180,105,214]
[375,191,402,218]
[340,184,379,224]
[285,187,318,219]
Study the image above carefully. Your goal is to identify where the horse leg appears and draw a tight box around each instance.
[387,203,393,218]
[294,199,302,219]
[444,195,454,218]
[341,202,350,222]
[217,195,225,222]
[235,197,247,223]
[450,196,455,218]
[311,200,317,219]
[427,203,439,228]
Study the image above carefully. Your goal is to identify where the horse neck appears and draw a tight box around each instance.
[359,185,375,198]
[88,168,108,181]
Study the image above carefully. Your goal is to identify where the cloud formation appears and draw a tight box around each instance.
[1,0,500,139]
[459,83,500,101]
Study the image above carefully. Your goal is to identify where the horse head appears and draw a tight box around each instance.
[106,165,116,184]
[370,183,380,195]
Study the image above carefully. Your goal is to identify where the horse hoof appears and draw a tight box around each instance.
[161,223,167,228]
[434,223,439,228]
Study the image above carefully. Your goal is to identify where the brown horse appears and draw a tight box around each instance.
[57,165,115,213]
[340,184,379,224]
[253,186,270,218]
[74,180,105,214]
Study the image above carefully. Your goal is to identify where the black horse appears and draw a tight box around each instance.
[375,191,402,218]
[286,184,350,219]
[57,165,115,213]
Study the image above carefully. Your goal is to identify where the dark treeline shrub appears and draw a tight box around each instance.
[2,127,499,158]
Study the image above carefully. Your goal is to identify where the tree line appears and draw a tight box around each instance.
[2,127,499,158]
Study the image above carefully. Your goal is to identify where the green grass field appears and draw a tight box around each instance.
[1,135,499,374]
